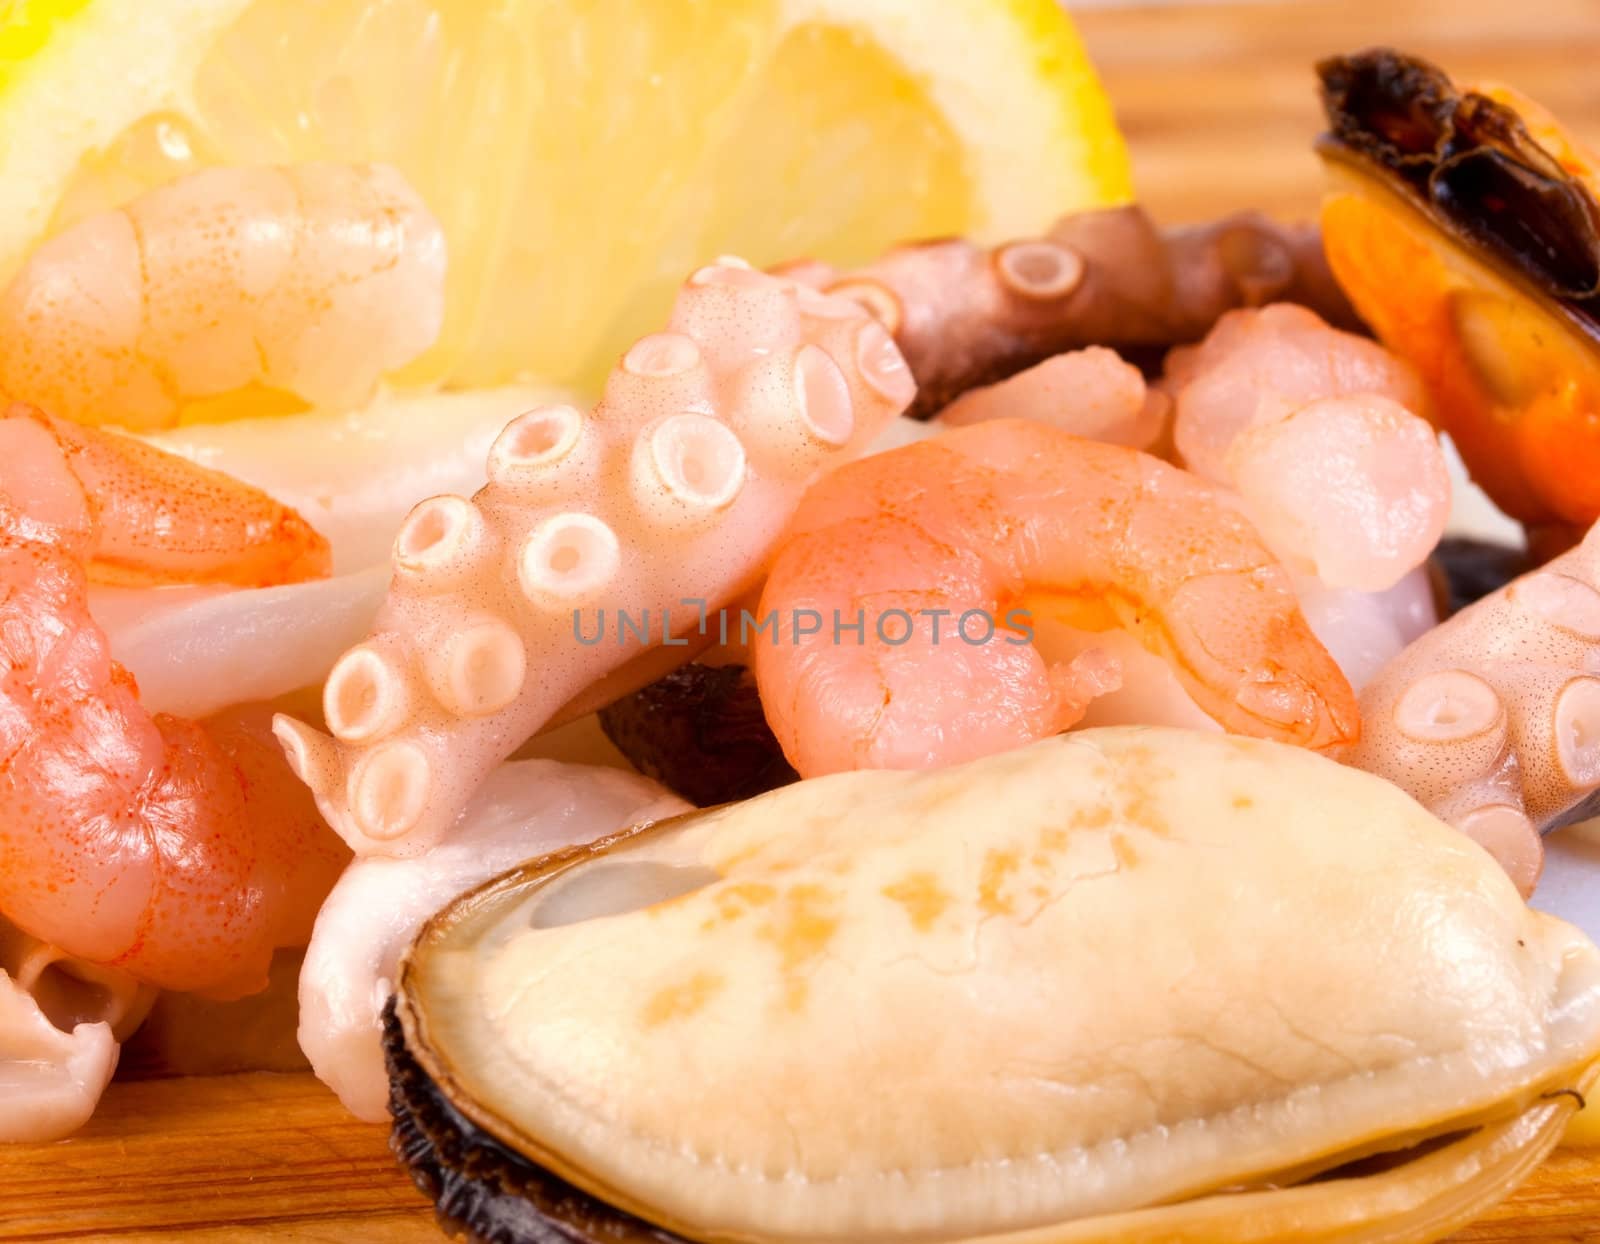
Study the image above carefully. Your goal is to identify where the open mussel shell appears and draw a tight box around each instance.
[1318,49,1600,316]
[391,727,1600,1244]
[1429,536,1533,616]
[598,663,797,807]
[1315,48,1600,530]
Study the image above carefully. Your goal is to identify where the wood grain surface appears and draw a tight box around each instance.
[7,1,1600,1241]
[2,1070,1598,1242]
[1080,0,1600,224]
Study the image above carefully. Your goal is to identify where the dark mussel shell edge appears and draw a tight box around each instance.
[1317,47,1600,339]
[384,997,687,1244]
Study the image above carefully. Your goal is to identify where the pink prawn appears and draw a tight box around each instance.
[754,419,1359,776]
[0,405,344,996]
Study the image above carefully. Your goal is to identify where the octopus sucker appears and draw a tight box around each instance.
[279,264,914,857]
[516,513,622,605]
[323,643,414,744]
[387,728,1600,1243]
[1347,522,1600,895]
[781,205,1360,420]
[392,494,492,585]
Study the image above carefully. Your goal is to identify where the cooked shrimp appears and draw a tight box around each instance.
[1164,305,1448,592]
[1165,304,1428,478]
[0,163,445,431]
[753,418,1358,776]
[0,404,345,995]
[937,346,1167,450]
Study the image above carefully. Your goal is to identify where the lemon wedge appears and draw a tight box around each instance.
[0,0,1130,405]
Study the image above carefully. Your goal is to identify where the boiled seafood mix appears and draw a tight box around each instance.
[1,15,1599,1244]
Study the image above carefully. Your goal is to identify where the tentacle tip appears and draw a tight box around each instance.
[271,714,337,790]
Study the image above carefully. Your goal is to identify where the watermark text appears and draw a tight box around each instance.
[571,599,1034,647]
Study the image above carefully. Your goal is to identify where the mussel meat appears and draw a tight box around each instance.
[388,727,1600,1243]
[1317,48,1600,539]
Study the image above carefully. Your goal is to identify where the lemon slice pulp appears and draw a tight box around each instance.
[0,0,1131,406]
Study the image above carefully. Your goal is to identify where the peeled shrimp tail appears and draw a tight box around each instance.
[1,405,332,587]
[782,205,1359,420]
[0,912,154,1141]
[0,163,445,431]
[936,346,1168,450]
[0,974,117,1143]
[754,419,1358,777]
[0,913,154,1043]
[0,407,344,994]
[1346,523,1600,895]
[276,261,915,858]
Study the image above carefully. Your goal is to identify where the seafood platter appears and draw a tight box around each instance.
[7,1,1600,1240]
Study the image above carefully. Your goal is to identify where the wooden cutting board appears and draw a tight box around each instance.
[8,0,1600,1240]
[0,1070,1596,1241]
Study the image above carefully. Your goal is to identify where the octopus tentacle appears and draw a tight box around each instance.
[1347,523,1600,894]
[276,264,914,857]
[779,205,1359,419]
